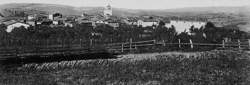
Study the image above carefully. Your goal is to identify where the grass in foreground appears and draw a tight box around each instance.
[1,50,250,85]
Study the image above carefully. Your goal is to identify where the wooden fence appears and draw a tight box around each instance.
[1,38,250,60]
[106,39,250,53]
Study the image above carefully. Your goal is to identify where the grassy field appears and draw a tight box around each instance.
[1,50,250,85]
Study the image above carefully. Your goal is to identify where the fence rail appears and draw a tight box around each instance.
[1,38,250,60]
[107,39,250,53]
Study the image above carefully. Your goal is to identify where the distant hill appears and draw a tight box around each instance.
[0,3,249,17]
[0,3,81,17]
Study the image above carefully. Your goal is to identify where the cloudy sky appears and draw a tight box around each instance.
[0,0,249,9]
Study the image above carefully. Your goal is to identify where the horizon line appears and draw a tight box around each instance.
[0,2,249,10]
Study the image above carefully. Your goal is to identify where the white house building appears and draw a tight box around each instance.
[95,20,105,24]
[27,14,36,20]
[6,22,30,32]
[64,22,73,27]
[137,19,158,27]
[53,21,59,25]
[49,14,54,20]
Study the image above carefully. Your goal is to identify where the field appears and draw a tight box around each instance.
[1,50,250,85]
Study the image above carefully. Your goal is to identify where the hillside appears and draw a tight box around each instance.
[0,3,249,17]
[0,3,81,16]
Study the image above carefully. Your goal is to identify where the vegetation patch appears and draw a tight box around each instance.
[1,50,250,85]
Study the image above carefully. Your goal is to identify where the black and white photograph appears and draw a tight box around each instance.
[0,0,250,85]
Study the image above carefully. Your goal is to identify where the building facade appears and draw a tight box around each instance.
[6,22,30,32]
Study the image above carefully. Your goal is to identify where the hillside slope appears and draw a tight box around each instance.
[0,3,81,16]
[0,3,249,17]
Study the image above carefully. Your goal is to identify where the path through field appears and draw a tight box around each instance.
[117,52,198,60]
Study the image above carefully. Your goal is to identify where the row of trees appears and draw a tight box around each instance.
[0,22,248,48]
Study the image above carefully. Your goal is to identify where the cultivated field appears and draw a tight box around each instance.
[1,50,250,85]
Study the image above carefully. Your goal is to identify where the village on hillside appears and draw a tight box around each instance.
[0,2,248,49]
[0,2,241,33]
[1,0,250,85]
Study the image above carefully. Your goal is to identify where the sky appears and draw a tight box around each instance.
[0,0,249,9]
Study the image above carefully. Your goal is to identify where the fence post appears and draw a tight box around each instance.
[15,40,18,57]
[130,38,132,52]
[189,39,193,49]
[178,39,181,48]
[90,39,93,46]
[62,39,64,48]
[46,39,49,48]
[163,40,166,46]
[248,39,250,49]
[222,40,225,48]
[135,43,137,50]
[35,40,38,53]
[80,39,82,47]
[238,39,241,49]
[121,43,124,53]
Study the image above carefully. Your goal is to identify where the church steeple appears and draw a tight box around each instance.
[104,0,112,18]
[107,4,111,10]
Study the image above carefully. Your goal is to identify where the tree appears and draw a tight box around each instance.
[158,21,166,27]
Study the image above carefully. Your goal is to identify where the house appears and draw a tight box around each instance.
[95,20,105,24]
[77,18,96,27]
[81,13,88,18]
[65,16,77,22]
[137,19,158,27]
[5,22,30,32]
[27,14,36,20]
[77,18,91,23]
[108,22,119,28]
[64,22,73,27]
[41,20,53,25]
[95,20,105,26]
[28,14,48,21]
[49,13,63,20]
[125,19,138,25]
[36,21,42,25]
[53,21,59,25]
[49,14,53,20]
[26,21,36,26]
[104,19,119,28]
[52,17,67,25]
[2,20,16,25]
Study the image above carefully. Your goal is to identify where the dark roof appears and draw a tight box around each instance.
[53,13,63,17]
[0,13,4,17]
[104,18,119,23]
[3,21,30,26]
[127,19,137,22]
[141,18,158,22]
[2,20,17,25]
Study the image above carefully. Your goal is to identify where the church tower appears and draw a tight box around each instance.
[104,0,112,18]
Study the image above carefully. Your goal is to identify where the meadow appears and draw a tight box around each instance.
[1,50,250,85]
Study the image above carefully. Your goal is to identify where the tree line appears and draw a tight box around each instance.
[0,22,248,48]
